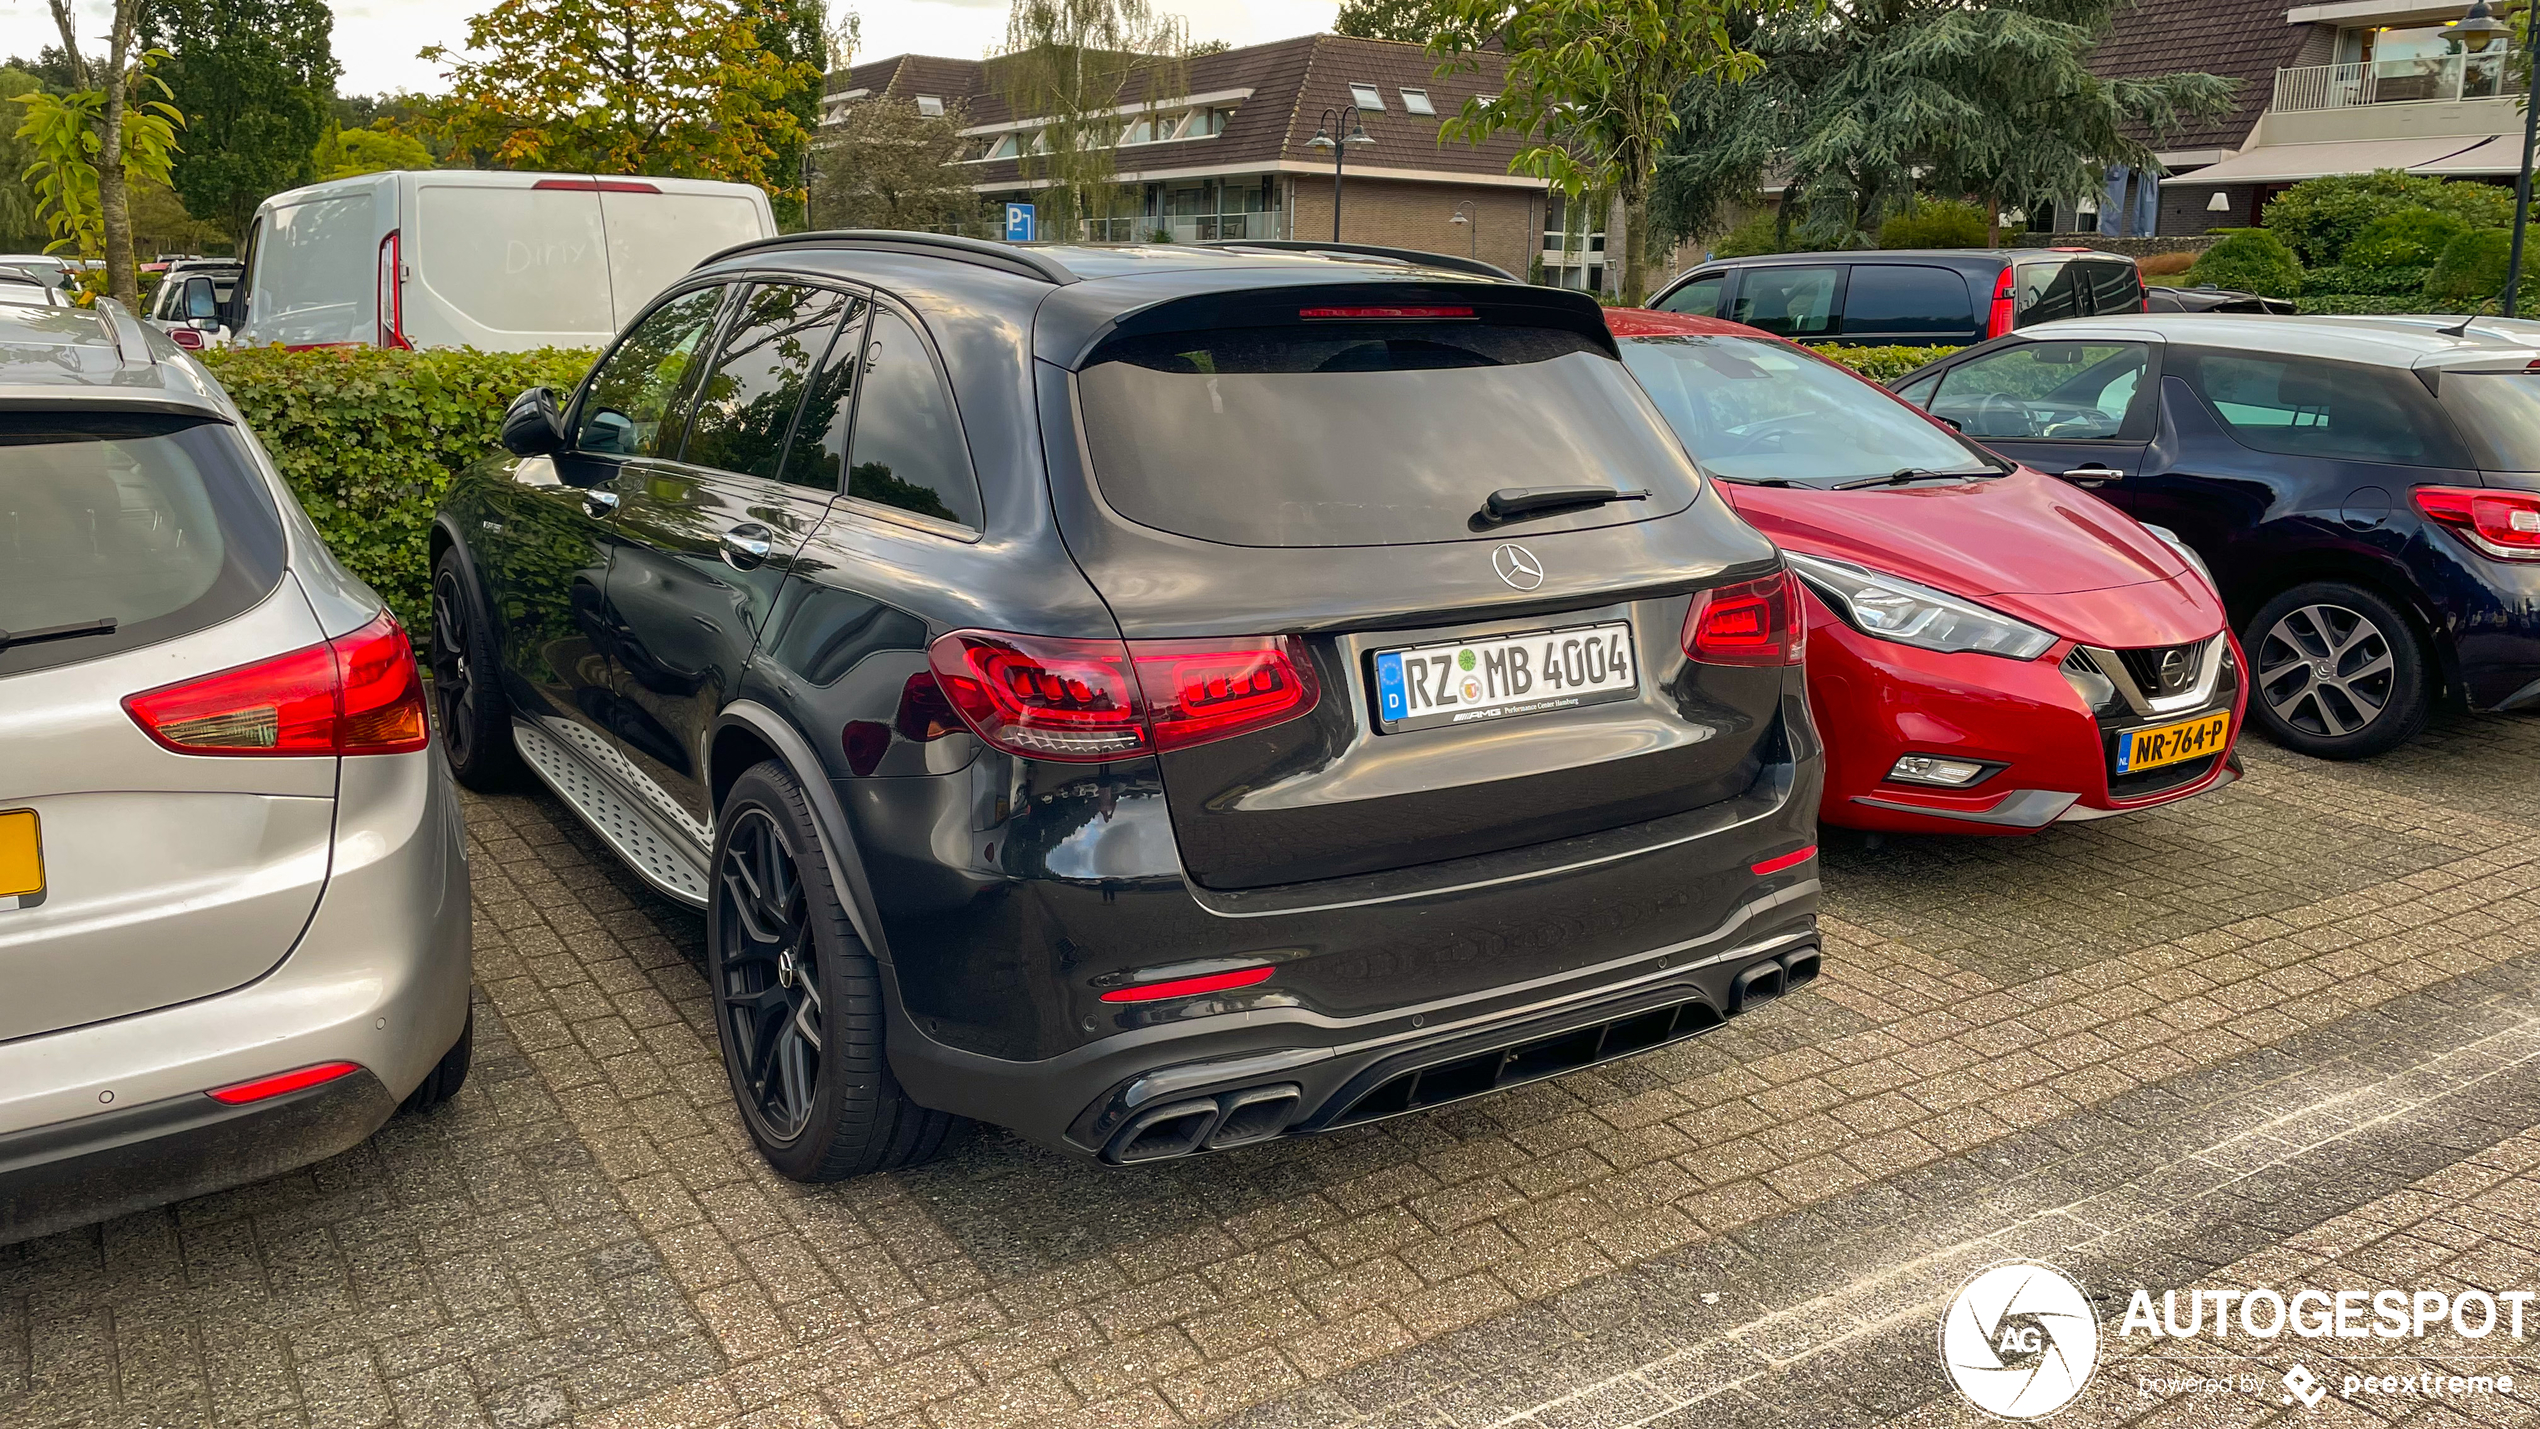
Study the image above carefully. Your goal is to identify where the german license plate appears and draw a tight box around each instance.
[0,809,42,910]
[2117,711,2230,774]
[1373,621,1637,733]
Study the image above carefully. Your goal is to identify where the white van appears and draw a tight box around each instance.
[231,170,776,350]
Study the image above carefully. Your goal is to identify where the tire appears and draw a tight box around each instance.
[708,760,968,1181]
[2243,580,2432,759]
[401,1009,473,1115]
[429,546,524,791]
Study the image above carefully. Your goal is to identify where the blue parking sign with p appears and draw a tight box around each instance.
[1004,203,1036,243]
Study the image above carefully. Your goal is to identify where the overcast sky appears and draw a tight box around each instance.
[0,0,1344,95]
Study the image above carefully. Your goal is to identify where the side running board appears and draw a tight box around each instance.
[510,720,712,907]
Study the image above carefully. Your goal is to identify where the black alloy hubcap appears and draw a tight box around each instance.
[716,809,823,1142]
[428,571,475,760]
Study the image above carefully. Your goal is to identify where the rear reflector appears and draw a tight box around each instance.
[1299,305,1475,319]
[1100,965,1275,1003]
[2415,485,2540,561]
[1685,571,1805,667]
[1751,845,1818,876]
[126,611,430,756]
[532,177,663,193]
[206,1061,361,1105]
[927,631,1317,762]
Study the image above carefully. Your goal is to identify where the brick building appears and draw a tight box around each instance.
[836,34,1619,291]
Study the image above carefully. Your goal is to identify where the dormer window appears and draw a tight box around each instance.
[1348,83,1383,110]
[987,133,1020,160]
[915,94,945,117]
[1400,87,1435,116]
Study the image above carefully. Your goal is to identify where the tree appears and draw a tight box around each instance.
[311,122,434,181]
[812,97,992,233]
[1335,0,1442,42]
[1430,0,1792,305]
[144,0,337,242]
[0,66,47,250]
[1658,0,2233,252]
[423,0,821,205]
[995,0,1190,240]
[755,0,829,230]
[29,0,173,305]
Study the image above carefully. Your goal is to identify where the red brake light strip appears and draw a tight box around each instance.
[206,1061,362,1105]
[1099,965,1275,1003]
[1751,845,1818,877]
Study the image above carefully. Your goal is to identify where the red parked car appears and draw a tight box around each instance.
[1609,308,2246,834]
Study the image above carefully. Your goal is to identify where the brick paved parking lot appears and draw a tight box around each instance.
[7,711,2540,1429]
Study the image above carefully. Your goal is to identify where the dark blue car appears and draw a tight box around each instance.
[1893,315,2540,757]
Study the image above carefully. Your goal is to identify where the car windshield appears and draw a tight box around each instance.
[1618,333,1995,486]
[2434,372,2540,470]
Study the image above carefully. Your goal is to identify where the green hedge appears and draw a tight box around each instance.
[2289,294,2472,315]
[2301,264,2432,297]
[204,345,598,637]
[1807,343,1963,382]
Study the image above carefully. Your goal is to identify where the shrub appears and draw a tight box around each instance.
[2344,208,2470,270]
[2139,251,2199,279]
[2301,264,2434,296]
[1877,200,1989,250]
[2184,229,2303,298]
[203,344,599,638]
[2424,228,2513,303]
[1807,343,1964,382]
[2260,171,2513,266]
[1712,211,1795,258]
[2292,293,2473,315]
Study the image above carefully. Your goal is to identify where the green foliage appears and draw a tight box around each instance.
[1876,199,1989,250]
[2293,293,2472,315]
[2184,229,2302,298]
[1806,343,1964,381]
[145,0,338,239]
[311,123,433,180]
[2424,228,2513,303]
[1710,210,1793,257]
[2259,171,2514,267]
[1335,0,1442,41]
[202,344,598,635]
[14,56,183,259]
[2300,263,2431,297]
[2343,208,2469,271]
[0,66,46,250]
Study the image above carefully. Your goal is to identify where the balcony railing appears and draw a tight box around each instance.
[2273,53,2513,111]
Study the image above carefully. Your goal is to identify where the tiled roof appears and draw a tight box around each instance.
[836,34,1534,188]
[2090,0,2318,151]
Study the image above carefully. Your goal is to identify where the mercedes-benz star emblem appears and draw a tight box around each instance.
[1492,543,1545,591]
[2158,648,2191,690]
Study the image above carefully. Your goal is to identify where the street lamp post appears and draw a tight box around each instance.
[1450,199,1479,261]
[1306,106,1375,243]
[2457,0,2531,314]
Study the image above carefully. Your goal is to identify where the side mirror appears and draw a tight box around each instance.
[500,387,568,458]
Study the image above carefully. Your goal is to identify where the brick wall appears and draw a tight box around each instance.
[1286,175,1541,278]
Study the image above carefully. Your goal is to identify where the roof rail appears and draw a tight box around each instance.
[1199,240,1518,282]
[694,229,1078,285]
[94,297,156,368]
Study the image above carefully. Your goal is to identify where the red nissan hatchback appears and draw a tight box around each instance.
[1610,308,2246,834]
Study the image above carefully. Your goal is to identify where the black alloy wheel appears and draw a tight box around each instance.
[716,807,824,1144]
[428,548,520,789]
[2245,580,2430,760]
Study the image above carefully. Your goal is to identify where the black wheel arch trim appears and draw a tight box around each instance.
[706,701,892,966]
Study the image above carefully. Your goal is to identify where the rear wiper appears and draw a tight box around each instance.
[0,617,117,653]
[1480,485,1651,522]
[1832,468,1995,490]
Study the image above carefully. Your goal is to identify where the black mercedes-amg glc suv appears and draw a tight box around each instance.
[431,233,1823,1178]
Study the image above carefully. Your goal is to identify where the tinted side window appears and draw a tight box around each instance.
[843,309,983,529]
[577,285,726,457]
[2182,351,2464,466]
[2079,260,2143,316]
[2017,263,2082,325]
[1729,266,1840,337]
[1930,342,2150,440]
[1657,273,1725,317]
[681,283,853,485]
[1840,265,1976,337]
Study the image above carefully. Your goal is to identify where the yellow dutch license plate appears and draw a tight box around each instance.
[2118,711,2230,775]
[0,808,42,907]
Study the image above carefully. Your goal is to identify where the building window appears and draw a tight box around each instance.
[1400,87,1435,116]
[915,95,945,117]
[1348,83,1384,110]
[986,133,1020,160]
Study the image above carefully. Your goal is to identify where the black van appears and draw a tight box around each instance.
[1651,249,2147,346]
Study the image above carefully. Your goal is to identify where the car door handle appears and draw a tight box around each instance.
[2062,465,2124,486]
[720,523,774,569]
[582,489,621,517]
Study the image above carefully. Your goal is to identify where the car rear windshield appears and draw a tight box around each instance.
[2433,373,2540,470]
[1619,334,1995,487]
[0,415,286,679]
[1076,322,1701,546]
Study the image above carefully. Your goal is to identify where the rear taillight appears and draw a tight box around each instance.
[378,230,408,350]
[925,631,1318,763]
[2416,486,2540,561]
[1986,267,2016,338]
[1684,571,1805,667]
[171,327,203,350]
[125,611,430,756]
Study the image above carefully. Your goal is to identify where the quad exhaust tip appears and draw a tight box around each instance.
[1107,1083,1303,1164]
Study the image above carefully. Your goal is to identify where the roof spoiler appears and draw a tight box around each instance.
[695,229,1078,285]
[1200,240,1518,282]
[95,298,156,369]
